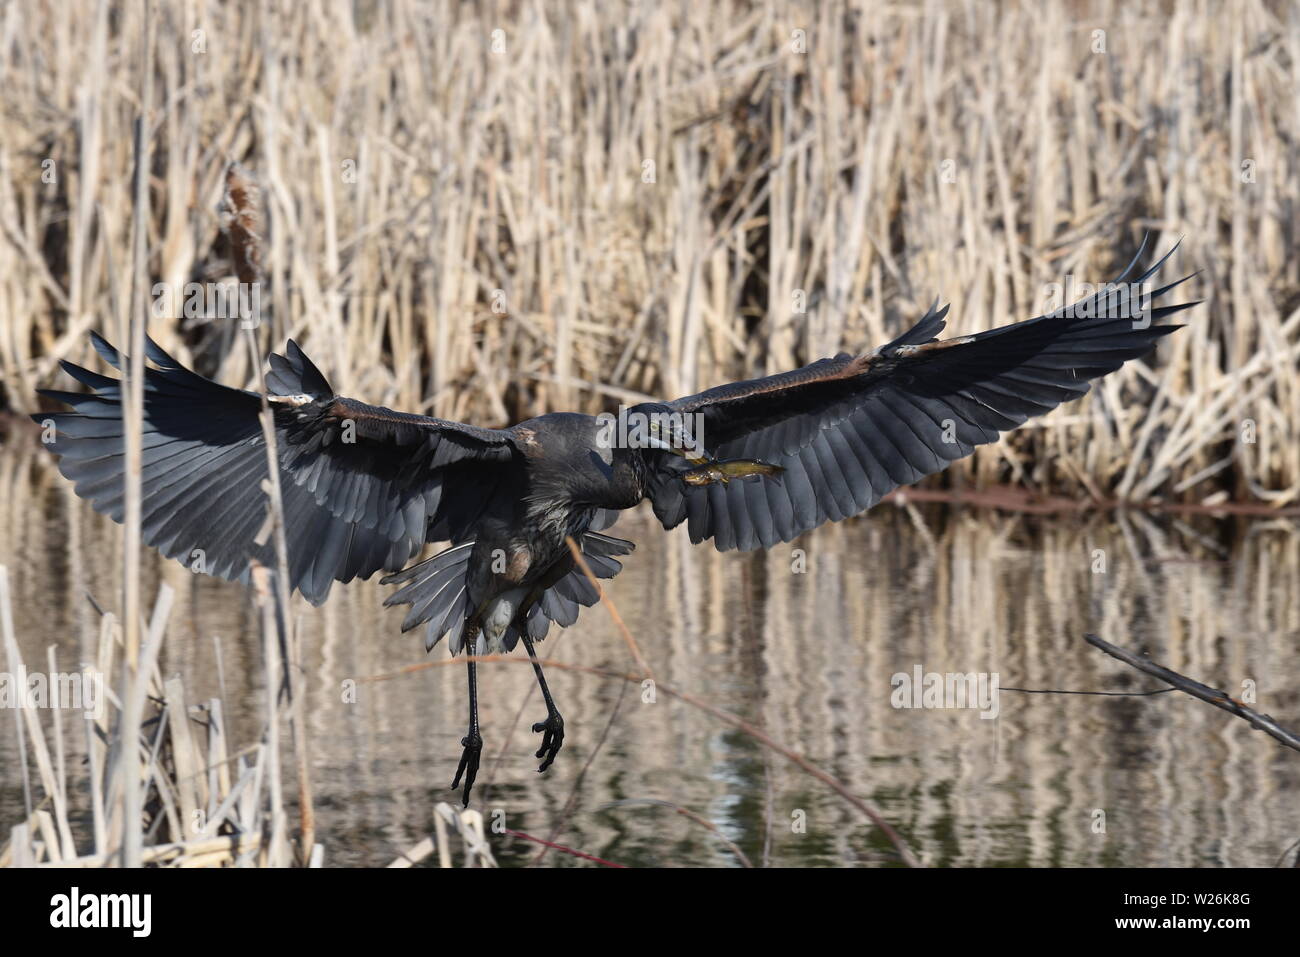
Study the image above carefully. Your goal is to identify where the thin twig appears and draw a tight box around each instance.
[1084,633,1300,753]
[597,799,753,867]
[506,830,625,868]
[564,535,654,681]
[531,676,629,866]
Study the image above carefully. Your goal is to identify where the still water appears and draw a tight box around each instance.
[2,448,1298,867]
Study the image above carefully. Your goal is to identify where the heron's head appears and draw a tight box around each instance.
[621,402,706,458]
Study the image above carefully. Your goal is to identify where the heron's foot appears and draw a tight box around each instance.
[531,711,565,773]
[451,731,482,806]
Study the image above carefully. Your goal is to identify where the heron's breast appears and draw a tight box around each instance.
[481,587,530,653]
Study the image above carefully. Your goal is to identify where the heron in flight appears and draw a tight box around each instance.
[35,240,1195,804]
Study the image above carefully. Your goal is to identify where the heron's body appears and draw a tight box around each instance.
[34,238,1198,804]
[390,410,649,656]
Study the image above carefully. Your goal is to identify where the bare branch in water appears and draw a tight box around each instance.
[1084,633,1300,754]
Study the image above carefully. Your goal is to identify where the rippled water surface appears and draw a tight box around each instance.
[2,450,1298,867]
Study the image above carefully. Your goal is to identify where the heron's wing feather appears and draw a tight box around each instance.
[650,242,1197,550]
[36,336,518,603]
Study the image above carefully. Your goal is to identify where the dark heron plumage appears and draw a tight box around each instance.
[34,239,1197,804]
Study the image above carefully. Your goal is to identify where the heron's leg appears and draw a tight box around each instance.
[520,631,564,773]
[450,653,482,806]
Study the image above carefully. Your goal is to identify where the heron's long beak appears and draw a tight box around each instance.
[646,422,708,463]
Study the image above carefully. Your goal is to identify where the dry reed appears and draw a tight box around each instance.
[0,0,1295,505]
[2,0,1299,869]
[0,565,494,867]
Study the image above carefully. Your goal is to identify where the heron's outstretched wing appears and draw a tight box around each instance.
[35,335,519,603]
[648,241,1198,550]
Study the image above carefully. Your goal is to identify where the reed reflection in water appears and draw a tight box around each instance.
[2,450,1298,867]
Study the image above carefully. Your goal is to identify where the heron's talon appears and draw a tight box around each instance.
[531,713,564,773]
[451,731,482,806]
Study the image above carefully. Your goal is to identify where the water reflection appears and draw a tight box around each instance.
[2,448,1298,867]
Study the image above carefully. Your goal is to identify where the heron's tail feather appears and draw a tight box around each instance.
[509,531,635,648]
[381,541,475,652]
[382,531,636,653]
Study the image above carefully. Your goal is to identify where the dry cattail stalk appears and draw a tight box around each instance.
[220,162,266,288]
